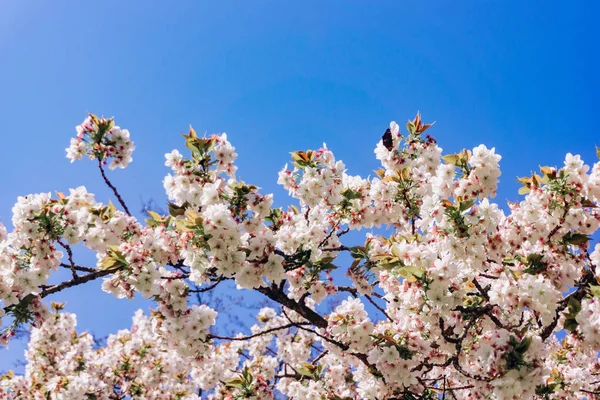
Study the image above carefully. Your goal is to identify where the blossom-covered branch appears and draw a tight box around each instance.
[1,112,600,399]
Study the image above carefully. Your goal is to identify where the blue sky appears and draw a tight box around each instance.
[0,1,598,371]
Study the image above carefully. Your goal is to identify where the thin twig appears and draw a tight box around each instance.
[57,238,78,279]
[209,322,307,341]
[98,159,131,215]
[365,294,392,322]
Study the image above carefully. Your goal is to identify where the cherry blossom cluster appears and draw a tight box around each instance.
[66,114,135,170]
[1,112,600,399]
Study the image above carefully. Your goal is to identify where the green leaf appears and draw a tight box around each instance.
[202,137,217,153]
[98,246,128,271]
[295,365,313,377]
[527,253,543,264]
[168,202,187,217]
[406,121,416,135]
[563,232,592,246]
[518,186,531,195]
[174,220,193,232]
[590,285,600,298]
[441,154,459,165]
[224,378,245,389]
[290,150,317,169]
[563,317,578,332]
[509,335,519,346]
[502,257,516,266]
[349,246,366,259]
[459,199,475,212]
[185,137,201,154]
[567,297,581,315]
[242,367,253,384]
[523,253,548,275]
[508,269,523,280]
[104,118,115,132]
[379,260,402,271]
[18,293,35,308]
[515,336,532,353]
[321,263,337,271]
[539,165,556,178]
[596,145,600,159]
[535,384,557,396]
[398,265,424,279]
[341,189,362,200]
[98,257,121,271]
[147,211,162,221]
[581,198,598,208]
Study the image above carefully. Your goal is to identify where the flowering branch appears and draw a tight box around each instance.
[2,112,600,399]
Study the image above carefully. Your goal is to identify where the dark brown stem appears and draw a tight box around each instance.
[338,285,387,301]
[547,204,569,241]
[59,263,96,273]
[581,389,600,395]
[98,159,131,216]
[540,273,592,340]
[256,284,328,328]
[188,277,228,293]
[209,322,308,341]
[365,294,392,322]
[57,238,78,279]
[312,349,328,364]
[318,221,340,248]
[320,246,350,252]
[40,267,120,298]
[279,308,383,381]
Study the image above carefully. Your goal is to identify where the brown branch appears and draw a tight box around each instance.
[291,321,347,350]
[98,159,131,216]
[279,308,384,381]
[547,204,569,241]
[40,267,121,298]
[428,384,473,392]
[188,277,229,293]
[161,274,189,280]
[452,357,493,382]
[275,373,307,380]
[581,389,600,395]
[479,273,499,279]
[541,269,594,340]
[57,238,78,279]
[209,322,308,341]
[320,246,350,252]
[59,263,96,273]
[365,294,392,322]
[337,285,387,301]
[318,221,340,248]
[312,349,328,365]
[256,284,328,329]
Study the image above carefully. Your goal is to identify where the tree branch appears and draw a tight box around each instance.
[209,322,309,341]
[255,284,328,329]
[98,159,131,216]
[40,268,120,298]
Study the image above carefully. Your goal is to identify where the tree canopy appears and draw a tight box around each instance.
[1,113,600,399]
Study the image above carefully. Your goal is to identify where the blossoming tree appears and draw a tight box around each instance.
[1,112,600,399]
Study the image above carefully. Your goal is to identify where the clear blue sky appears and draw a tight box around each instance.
[1,1,598,371]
